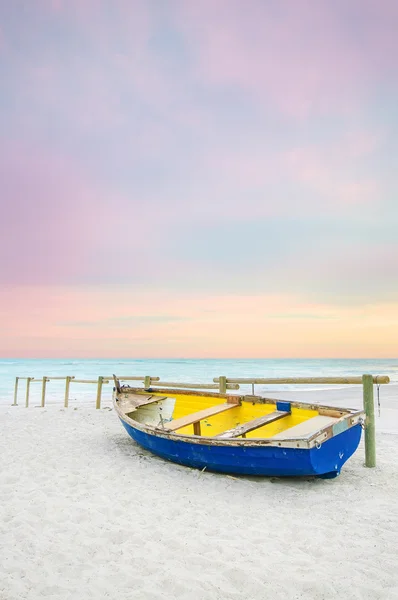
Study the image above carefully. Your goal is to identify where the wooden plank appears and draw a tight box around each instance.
[151,381,240,390]
[226,395,241,404]
[217,410,289,439]
[213,376,390,385]
[124,386,243,401]
[164,403,238,432]
[271,415,338,439]
[317,408,346,418]
[73,379,110,384]
[118,394,168,414]
[103,376,160,381]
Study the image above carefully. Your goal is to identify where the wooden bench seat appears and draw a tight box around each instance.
[271,415,338,439]
[163,403,238,435]
[217,410,289,439]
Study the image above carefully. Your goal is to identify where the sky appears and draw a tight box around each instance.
[0,0,397,358]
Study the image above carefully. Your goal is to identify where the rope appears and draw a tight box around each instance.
[375,375,381,416]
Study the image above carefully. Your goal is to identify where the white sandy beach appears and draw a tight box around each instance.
[1,386,398,600]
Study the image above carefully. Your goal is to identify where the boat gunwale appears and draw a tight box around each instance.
[113,387,364,450]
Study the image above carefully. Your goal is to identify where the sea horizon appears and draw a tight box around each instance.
[2,356,397,360]
[2,357,397,406]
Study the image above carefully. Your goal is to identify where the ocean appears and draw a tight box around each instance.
[1,358,397,407]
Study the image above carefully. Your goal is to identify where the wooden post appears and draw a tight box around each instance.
[25,377,32,408]
[214,376,390,385]
[113,374,121,394]
[193,422,201,436]
[64,376,71,408]
[144,376,151,389]
[41,377,47,407]
[13,377,19,405]
[96,376,103,409]
[363,374,376,468]
[219,376,227,394]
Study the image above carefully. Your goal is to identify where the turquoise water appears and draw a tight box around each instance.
[1,358,397,407]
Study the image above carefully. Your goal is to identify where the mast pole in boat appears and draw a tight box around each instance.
[362,374,376,468]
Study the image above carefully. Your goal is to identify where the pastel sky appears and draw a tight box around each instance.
[1,0,397,358]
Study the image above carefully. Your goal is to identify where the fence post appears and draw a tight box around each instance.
[64,376,71,408]
[362,374,376,468]
[25,378,32,408]
[96,376,103,409]
[41,377,48,407]
[219,376,227,394]
[12,377,19,405]
[144,376,151,390]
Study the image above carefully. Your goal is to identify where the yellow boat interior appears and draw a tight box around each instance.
[115,388,359,441]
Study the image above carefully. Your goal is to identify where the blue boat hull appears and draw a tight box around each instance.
[119,419,362,478]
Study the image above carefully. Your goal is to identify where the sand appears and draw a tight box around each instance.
[1,386,398,600]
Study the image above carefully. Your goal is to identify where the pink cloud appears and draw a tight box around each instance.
[190,127,384,220]
[283,140,382,208]
[341,131,384,159]
[26,0,398,127]
[0,143,105,283]
[21,2,155,135]
[0,141,167,284]
[174,0,398,118]
[0,138,197,285]
[1,0,395,313]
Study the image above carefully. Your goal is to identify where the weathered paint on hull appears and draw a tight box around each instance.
[119,419,362,478]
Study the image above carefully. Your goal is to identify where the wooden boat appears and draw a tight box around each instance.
[113,380,365,478]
